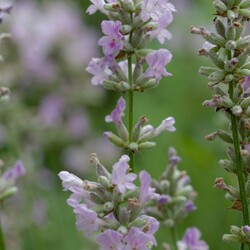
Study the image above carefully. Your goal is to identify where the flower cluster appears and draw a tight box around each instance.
[192,0,250,247]
[86,0,175,92]
[177,227,209,250]
[58,154,159,249]
[104,96,176,152]
[0,160,25,201]
[145,148,197,228]
[223,225,250,245]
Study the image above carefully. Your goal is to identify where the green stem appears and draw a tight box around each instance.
[0,213,5,250]
[170,227,178,250]
[128,55,134,172]
[127,13,134,172]
[229,82,249,226]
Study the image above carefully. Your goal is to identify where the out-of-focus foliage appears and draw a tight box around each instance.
[0,0,241,249]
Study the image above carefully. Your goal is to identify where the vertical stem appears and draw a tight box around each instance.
[170,227,178,250]
[128,54,134,172]
[0,212,5,250]
[128,13,134,172]
[229,82,249,227]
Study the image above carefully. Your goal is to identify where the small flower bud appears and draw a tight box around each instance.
[226,26,236,41]
[241,96,250,109]
[90,193,104,204]
[224,74,235,83]
[129,218,147,228]
[225,57,238,71]
[225,40,237,50]
[118,206,130,225]
[215,18,226,38]
[239,8,250,18]
[132,116,147,142]
[128,142,139,153]
[227,10,236,20]
[237,69,250,77]
[222,234,241,243]
[104,3,121,11]
[98,176,110,188]
[117,226,128,235]
[236,35,250,49]
[103,201,114,212]
[240,0,250,8]
[217,129,233,143]
[233,22,244,40]
[138,141,156,150]
[219,159,236,173]
[103,131,127,148]
[120,0,135,11]
[231,105,243,116]
[0,186,17,200]
[198,66,218,76]
[213,0,228,13]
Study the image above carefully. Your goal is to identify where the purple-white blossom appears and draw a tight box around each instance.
[139,170,158,206]
[58,171,84,191]
[3,160,26,182]
[141,0,175,22]
[123,226,156,250]
[73,204,100,237]
[242,76,250,94]
[155,117,176,135]
[145,49,172,81]
[86,57,112,85]
[98,20,123,59]
[96,229,124,250]
[177,227,209,250]
[105,96,126,125]
[111,155,137,193]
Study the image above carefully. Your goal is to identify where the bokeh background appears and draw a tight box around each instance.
[0,0,245,249]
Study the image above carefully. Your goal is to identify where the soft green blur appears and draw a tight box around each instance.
[1,1,245,250]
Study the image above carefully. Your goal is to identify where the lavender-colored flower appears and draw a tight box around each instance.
[145,49,172,81]
[184,200,197,213]
[155,117,176,135]
[111,155,137,193]
[138,215,160,243]
[123,227,156,250]
[105,97,126,125]
[96,229,124,250]
[242,76,250,94]
[139,170,158,206]
[141,0,175,22]
[157,194,171,205]
[243,225,250,233]
[73,204,100,237]
[177,227,209,250]
[149,14,173,44]
[86,57,112,85]
[98,20,123,58]
[66,186,94,208]
[3,161,25,182]
[86,0,106,15]
[58,171,84,191]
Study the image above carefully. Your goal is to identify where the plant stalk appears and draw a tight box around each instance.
[127,14,134,172]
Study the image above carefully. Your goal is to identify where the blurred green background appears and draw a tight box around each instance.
[0,0,244,249]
